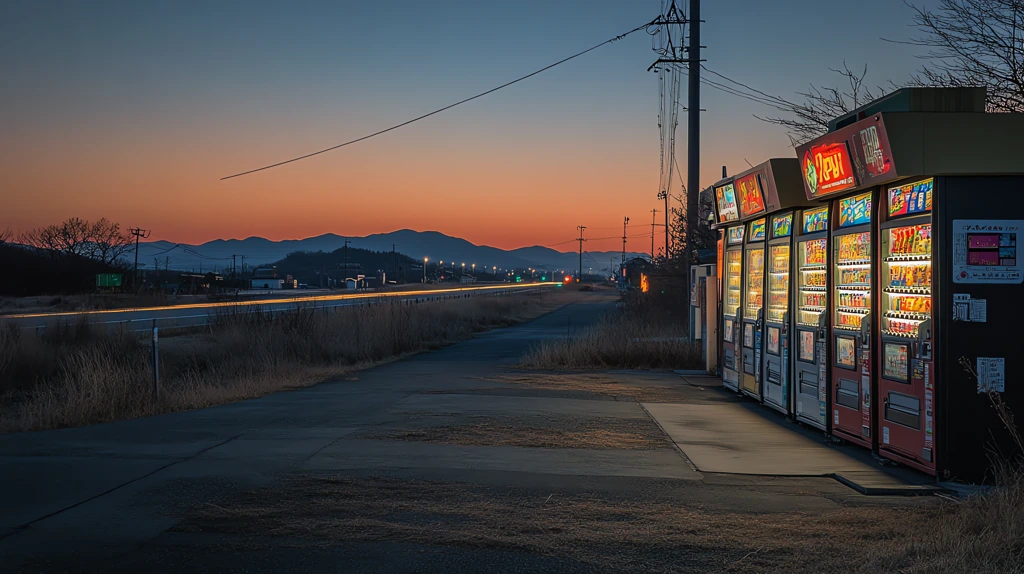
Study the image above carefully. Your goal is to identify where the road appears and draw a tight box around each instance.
[0,282,557,332]
[0,291,935,572]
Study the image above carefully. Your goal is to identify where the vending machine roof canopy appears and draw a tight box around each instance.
[797,111,1024,201]
[709,158,809,229]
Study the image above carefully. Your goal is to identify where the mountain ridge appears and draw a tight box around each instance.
[137,229,645,273]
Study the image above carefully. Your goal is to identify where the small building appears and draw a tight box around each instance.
[251,278,283,289]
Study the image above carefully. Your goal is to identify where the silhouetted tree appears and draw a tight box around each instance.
[19,217,132,266]
[756,63,890,145]
[902,0,1024,112]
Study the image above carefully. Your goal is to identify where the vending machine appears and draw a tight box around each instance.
[878,178,935,472]
[793,206,830,430]
[721,224,745,391]
[830,191,875,448]
[740,217,767,399]
[763,212,796,413]
[710,159,809,400]
[796,90,1024,480]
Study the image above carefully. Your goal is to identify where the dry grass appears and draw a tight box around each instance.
[363,414,671,450]
[0,291,570,432]
[519,293,701,371]
[176,473,946,573]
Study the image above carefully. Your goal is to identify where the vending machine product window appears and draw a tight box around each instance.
[767,244,790,323]
[798,330,816,362]
[797,238,827,327]
[834,231,872,332]
[835,335,857,370]
[744,248,764,320]
[882,341,910,383]
[767,326,781,355]
[724,249,743,319]
[723,319,734,343]
[881,224,932,338]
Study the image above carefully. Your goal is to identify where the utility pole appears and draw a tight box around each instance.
[231,254,239,278]
[129,227,151,291]
[576,225,587,283]
[621,217,629,265]
[648,0,701,269]
[343,239,352,286]
[650,208,659,261]
[686,0,701,271]
[658,190,670,257]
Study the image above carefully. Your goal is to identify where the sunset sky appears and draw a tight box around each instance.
[2,1,936,252]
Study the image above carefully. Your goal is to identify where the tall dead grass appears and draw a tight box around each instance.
[519,292,701,370]
[0,292,561,432]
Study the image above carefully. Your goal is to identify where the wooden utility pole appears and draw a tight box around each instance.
[621,217,629,264]
[129,227,151,290]
[576,225,587,282]
[650,208,659,260]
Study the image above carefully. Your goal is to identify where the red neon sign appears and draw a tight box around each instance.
[734,173,766,217]
[803,143,856,197]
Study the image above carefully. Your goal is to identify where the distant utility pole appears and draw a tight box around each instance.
[658,190,670,257]
[231,254,240,278]
[650,209,659,261]
[621,216,630,265]
[129,227,151,290]
[343,239,352,284]
[576,225,587,282]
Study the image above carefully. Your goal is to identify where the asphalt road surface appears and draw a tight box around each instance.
[0,283,555,332]
[0,291,934,573]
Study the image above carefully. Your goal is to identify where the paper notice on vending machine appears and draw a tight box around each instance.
[977,358,1006,393]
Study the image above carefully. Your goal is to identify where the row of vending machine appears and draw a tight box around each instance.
[709,106,1022,483]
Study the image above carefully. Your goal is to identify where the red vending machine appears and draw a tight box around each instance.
[793,206,830,430]
[878,178,935,472]
[830,192,875,447]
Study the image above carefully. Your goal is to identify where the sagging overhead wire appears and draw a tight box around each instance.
[221,18,661,181]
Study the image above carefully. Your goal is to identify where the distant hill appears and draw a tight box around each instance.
[136,229,645,274]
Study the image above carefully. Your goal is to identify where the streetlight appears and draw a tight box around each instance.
[472,263,476,276]
[423,257,428,282]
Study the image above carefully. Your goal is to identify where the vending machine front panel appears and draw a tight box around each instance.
[763,214,794,413]
[722,226,745,391]
[878,178,935,472]
[830,191,875,448]
[794,207,829,430]
[741,219,766,399]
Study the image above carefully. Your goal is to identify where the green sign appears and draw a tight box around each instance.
[96,274,123,288]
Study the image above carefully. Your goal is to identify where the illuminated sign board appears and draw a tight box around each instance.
[796,115,897,200]
[748,218,767,241]
[772,213,793,238]
[838,192,872,228]
[802,207,828,234]
[715,183,739,222]
[888,178,934,217]
[734,173,766,218]
[727,226,745,245]
[803,143,855,197]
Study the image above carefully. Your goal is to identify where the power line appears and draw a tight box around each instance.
[221,19,659,181]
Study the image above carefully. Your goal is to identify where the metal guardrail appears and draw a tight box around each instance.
[7,285,552,334]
